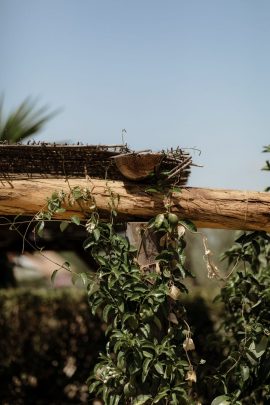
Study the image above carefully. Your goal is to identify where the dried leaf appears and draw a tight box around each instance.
[183,337,195,351]
[168,312,178,325]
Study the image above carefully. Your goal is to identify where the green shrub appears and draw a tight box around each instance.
[0,288,105,404]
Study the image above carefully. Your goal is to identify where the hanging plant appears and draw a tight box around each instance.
[33,186,201,404]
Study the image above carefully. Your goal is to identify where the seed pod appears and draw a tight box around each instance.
[177,225,185,238]
[183,337,195,351]
[168,312,179,325]
[168,213,179,226]
[185,369,197,384]
[155,261,161,274]
[154,213,165,228]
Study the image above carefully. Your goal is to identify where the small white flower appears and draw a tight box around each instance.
[86,221,96,233]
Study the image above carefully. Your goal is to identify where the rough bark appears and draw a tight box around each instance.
[0,178,270,231]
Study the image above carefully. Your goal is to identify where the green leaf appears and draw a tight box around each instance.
[145,187,160,193]
[93,228,100,241]
[178,219,197,232]
[117,351,126,369]
[90,297,103,315]
[83,237,95,250]
[252,240,260,255]
[80,272,88,287]
[88,280,99,296]
[241,365,250,382]
[71,272,79,285]
[171,186,182,193]
[51,269,59,285]
[142,350,153,359]
[154,214,165,229]
[211,395,231,405]
[142,358,152,382]
[129,245,138,253]
[103,304,113,323]
[153,316,162,330]
[171,393,178,405]
[119,302,125,313]
[132,395,152,405]
[112,395,121,405]
[127,315,139,329]
[71,215,81,225]
[141,342,155,351]
[55,207,66,213]
[96,255,107,266]
[134,285,148,293]
[111,331,124,339]
[88,380,101,393]
[153,389,169,403]
[72,187,83,200]
[235,232,257,245]
[36,220,45,237]
[129,360,141,375]
[249,336,268,358]
[154,362,164,375]
[60,221,69,232]
[124,382,137,397]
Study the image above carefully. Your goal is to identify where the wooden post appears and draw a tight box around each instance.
[0,178,270,231]
[126,222,160,266]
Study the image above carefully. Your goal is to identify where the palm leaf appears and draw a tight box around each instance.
[0,97,60,142]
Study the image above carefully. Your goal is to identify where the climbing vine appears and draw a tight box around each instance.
[85,213,200,404]
[34,185,201,404]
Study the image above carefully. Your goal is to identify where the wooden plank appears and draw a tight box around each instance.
[0,178,270,231]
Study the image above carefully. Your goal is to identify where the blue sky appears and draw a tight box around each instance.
[1,0,270,190]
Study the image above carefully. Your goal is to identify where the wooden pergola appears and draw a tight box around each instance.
[0,143,270,232]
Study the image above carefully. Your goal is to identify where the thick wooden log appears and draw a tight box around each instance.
[0,178,270,231]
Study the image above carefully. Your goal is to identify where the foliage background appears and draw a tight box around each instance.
[0,288,105,404]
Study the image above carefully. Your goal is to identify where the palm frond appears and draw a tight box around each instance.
[0,97,60,142]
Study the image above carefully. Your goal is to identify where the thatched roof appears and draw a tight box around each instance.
[0,142,191,185]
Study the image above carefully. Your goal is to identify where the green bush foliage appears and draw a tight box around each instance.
[207,231,270,404]
[0,288,104,404]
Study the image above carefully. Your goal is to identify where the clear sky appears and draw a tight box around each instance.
[1,0,270,190]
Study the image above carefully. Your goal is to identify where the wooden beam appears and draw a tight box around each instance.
[0,178,270,231]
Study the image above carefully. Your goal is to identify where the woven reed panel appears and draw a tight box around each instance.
[0,143,191,184]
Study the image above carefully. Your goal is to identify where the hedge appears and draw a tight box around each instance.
[0,288,105,404]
